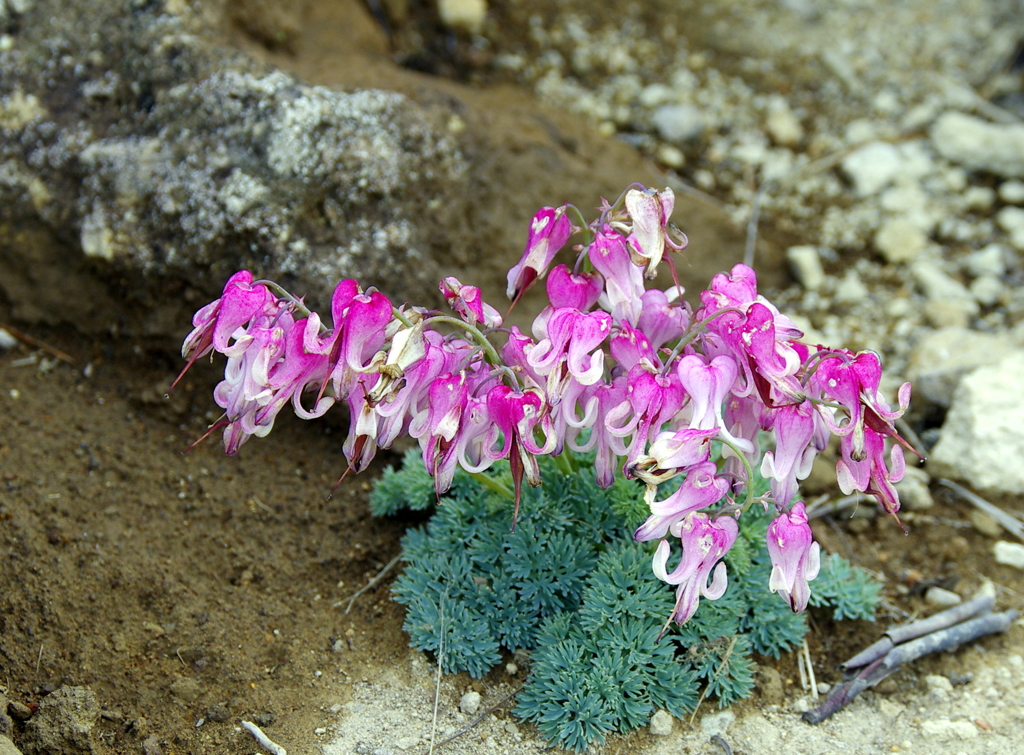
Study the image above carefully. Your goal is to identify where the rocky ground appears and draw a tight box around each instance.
[3,0,1024,754]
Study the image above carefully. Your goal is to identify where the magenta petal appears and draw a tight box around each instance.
[506,206,572,300]
[546,264,604,311]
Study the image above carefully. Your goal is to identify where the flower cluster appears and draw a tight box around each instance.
[177,183,913,626]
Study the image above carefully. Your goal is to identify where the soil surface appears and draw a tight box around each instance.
[3,1,1024,754]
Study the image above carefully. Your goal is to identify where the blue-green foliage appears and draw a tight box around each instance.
[808,553,882,621]
[377,454,880,751]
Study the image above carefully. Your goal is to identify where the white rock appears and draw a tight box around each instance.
[996,206,1024,235]
[438,0,488,34]
[649,709,674,736]
[841,141,903,197]
[970,275,1003,306]
[638,83,673,108]
[765,98,803,147]
[994,540,1024,569]
[459,691,481,715]
[652,104,705,143]
[905,327,1022,406]
[999,179,1024,204]
[700,710,735,737]
[656,144,685,169]
[925,587,962,608]
[0,328,17,350]
[929,351,1024,494]
[920,719,978,740]
[895,466,933,510]
[932,111,1024,178]
[964,244,1007,278]
[963,185,996,211]
[874,218,928,263]
[910,261,978,312]
[970,510,1003,538]
[833,269,869,303]
[786,245,825,290]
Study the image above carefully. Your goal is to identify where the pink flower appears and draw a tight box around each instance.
[624,187,683,278]
[588,226,645,325]
[676,354,752,453]
[634,461,730,542]
[545,265,604,311]
[836,425,907,525]
[653,512,738,625]
[527,308,612,397]
[606,365,685,469]
[506,206,573,302]
[566,377,629,488]
[485,385,557,527]
[440,277,503,328]
[759,402,820,506]
[628,427,718,485]
[176,270,273,386]
[327,290,393,399]
[766,502,821,612]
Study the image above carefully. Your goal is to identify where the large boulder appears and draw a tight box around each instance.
[0,0,757,339]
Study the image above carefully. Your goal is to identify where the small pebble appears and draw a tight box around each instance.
[786,245,825,290]
[999,179,1024,204]
[993,541,1024,569]
[925,674,954,693]
[504,662,518,675]
[437,0,487,35]
[925,586,962,608]
[7,701,32,720]
[205,704,230,723]
[649,709,673,736]
[970,510,1003,538]
[459,691,481,716]
[875,218,928,263]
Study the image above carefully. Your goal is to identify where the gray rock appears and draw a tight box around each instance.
[895,465,933,510]
[910,261,979,326]
[649,709,673,736]
[0,0,753,341]
[0,691,12,738]
[963,244,1007,278]
[0,735,24,755]
[905,327,1022,407]
[651,104,706,143]
[19,687,98,755]
[932,111,1024,178]
[924,586,961,607]
[929,350,1024,495]
[458,691,481,716]
[0,1,462,331]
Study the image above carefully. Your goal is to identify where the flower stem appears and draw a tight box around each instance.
[467,471,515,500]
[423,315,503,368]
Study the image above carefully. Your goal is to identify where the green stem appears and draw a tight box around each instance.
[391,307,414,328]
[717,437,757,511]
[423,315,503,367]
[564,204,595,246]
[661,307,742,374]
[551,451,574,476]
[256,280,314,320]
[467,471,514,500]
